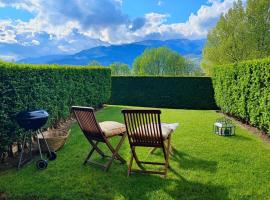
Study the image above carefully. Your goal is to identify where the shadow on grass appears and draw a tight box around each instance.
[152,148,217,173]
[171,149,217,173]
[225,134,252,141]
[164,178,229,200]
[99,172,229,200]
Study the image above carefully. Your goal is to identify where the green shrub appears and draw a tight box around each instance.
[212,57,270,134]
[0,61,111,152]
[110,76,217,109]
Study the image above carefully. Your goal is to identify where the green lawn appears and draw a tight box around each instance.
[0,105,270,200]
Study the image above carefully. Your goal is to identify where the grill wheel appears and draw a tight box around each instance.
[47,151,57,161]
[36,159,48,170]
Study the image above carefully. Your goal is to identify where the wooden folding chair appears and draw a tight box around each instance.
[122,109,172,177]
[72,106,127,171]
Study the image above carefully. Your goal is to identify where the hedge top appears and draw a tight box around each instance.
[111,75,210,78]
[0,61,110,71]
[215,56,270,69]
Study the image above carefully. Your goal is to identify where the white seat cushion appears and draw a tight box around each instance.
[135,124,173,140]
[161,125,173,139]
[99,121,126,137]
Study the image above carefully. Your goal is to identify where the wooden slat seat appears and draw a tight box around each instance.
[122,109,172,177]
[72,106,127,171]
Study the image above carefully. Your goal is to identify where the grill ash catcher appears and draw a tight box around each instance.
[16,110,57,169]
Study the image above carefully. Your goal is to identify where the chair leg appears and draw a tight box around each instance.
[169,144,174,155]
[127,152,134,177]
[113,134,127,163]
[84,141,109,170]
[104,149,120,171]
[149,147,158,154]
[131,147,145,170]
[150,145,174,156]
[129,147,168,176]
[106,134,126,164]
[104,134,127,171]
[83,143,97,165]
[89,140,106,158]
[164,135,171,178]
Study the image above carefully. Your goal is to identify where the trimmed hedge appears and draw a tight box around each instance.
[110,76,217,109]
[212,57,270,134]
[0,62,111,152]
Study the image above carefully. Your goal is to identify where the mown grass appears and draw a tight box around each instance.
[0,105,270,200]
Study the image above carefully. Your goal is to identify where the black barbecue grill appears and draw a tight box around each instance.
[16,109,57,169]
[16,110,49,131]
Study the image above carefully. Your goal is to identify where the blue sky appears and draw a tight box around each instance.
[0,0,236,60]
[0,7,34,21]
[0,0,209,23]
[122,0,207,23]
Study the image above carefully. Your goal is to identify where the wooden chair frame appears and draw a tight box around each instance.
[72,106,126,171]
[122,109,171,177]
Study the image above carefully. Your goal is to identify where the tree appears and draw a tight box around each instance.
[109,62,131,75]
[202,0,270,75]
[88,60,102,66]
[202,1,247,74]
[246,0,270,58]
[133,47,192,76]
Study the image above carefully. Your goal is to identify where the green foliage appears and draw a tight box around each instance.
[0,62,111,152]
[109,62,131,75]
[88,60,102,66]
[212,57,270,134]
[202,0,270,74]
[246,0,270,58]
[133,47,195,76]
[110,76,217,109]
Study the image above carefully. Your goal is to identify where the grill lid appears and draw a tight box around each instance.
[16,109,49,131]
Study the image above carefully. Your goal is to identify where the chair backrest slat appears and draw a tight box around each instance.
[72,106,104,141]
[135,113,142,142]
[122,109,163,147]
[151,113,156,142]
[141,113,149,139]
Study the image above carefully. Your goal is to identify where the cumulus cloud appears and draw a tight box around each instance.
[183,0,236,38]
[38,0,127,29]
[127,0,236,40]
[129,17,146,31]
[0,23,108,60]
[0,20,18,43]
[0,0,238,60]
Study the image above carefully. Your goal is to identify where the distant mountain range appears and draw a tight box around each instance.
[19,39,206,66]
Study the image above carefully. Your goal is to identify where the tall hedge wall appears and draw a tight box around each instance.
[110,76,217,109]
[212,58,270,134]
[0,62,111,151]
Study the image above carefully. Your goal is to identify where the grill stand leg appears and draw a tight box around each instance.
[38,129,52,156]
[17,133,27,169]
[29,134,33,160]
[35,131,43,160]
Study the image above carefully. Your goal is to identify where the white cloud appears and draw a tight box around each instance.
[157,0,163,6]
[129,0,236,40]
[31,39,39,45]
[0,0,40,12]
[0,20,18,43]
[183,0,236,38]
[0,0,238,60]
[145,13,169,26]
